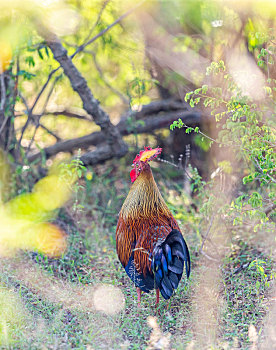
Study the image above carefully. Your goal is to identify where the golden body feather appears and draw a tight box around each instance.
[116,163,179,276]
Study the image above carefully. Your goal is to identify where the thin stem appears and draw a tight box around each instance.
[17,68,60,148]
[0,73,8,135]
[91,51,128,103]
[39,123,61,141]
[199,214,215,254]
[82,0,111,44]
[71,0,145,59]
[0,73,6,111]
[253,157,276,184]
[26,74,62,154]
[30,67,60,114]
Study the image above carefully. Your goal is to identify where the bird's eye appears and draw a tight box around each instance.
[138,168,141,171]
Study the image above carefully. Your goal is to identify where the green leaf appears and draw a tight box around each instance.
[185,92,193,102]
[45,46,49,57]
[37,49,43,60]
[201,84,208,93]
[248,192,263,208]
[194,97,200,104]
[194,88,201,94]
[25,56,35,67]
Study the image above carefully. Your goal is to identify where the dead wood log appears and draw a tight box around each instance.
[27,108,200,163]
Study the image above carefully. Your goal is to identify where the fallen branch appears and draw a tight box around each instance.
[265,203,276,216]
[27,108,200,162]
[43,108,90,120]
[80,144,119,165]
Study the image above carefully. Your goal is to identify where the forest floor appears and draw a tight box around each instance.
[0,164,275,349]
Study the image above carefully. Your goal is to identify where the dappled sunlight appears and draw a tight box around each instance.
[0,258,125,315]
[93,284,125,315]
[0,257,126,347]
[0,286,27,346]
[0,0,275,348]
[226,49,266,101]
[146,316,171,350]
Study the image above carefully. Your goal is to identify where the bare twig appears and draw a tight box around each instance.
[71,0,146,59]
[199,214,215,254]
[43,108,90,120]
[18,92,30,114]
[17,93,32,147]
[17,67,61,148]
[0,73,6,111]
[91,51,128,104]
[16,108,90,121]
[180,120,218,144]
[0,73,8,135]
[254,157,276,184]
[200,250,219,262]
[30,68,61,114]
[83,0,111,44]
[39,123,61,141]
[26,74,62,154]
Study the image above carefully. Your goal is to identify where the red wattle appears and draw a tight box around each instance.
[130,169,137,183]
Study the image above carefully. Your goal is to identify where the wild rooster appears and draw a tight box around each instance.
[116,147,190,306]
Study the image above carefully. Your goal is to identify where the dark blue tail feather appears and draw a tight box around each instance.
[125,253,154,292]
[152,229,190,299]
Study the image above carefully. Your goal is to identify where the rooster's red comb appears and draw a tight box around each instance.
[133,146,162,165]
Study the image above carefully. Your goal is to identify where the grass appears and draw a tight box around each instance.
[0,165,275,349]
[221,239,275,348]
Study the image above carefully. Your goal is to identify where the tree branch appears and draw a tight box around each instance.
[15,108,90,121]
[23,0,144,145]
[27,107,200,162]
[82,0,111,44]
[38,26,128,162]
[43,108,90,120]
[34,0,141,115]
[264,203,276,216]
[0,73,6,111]
[39,123,61,141]
[26,74,62,154]
[0,73,8,135]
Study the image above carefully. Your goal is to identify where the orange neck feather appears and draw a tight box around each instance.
[120,165,171,221]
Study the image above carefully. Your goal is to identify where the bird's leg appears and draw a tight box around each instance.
[136,287,141,308]
[155,289,160,306]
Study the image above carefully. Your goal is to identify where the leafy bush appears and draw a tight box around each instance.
[171,59,275,230]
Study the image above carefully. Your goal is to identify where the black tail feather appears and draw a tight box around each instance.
[168,271,179,289]
[152,229,190,300]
